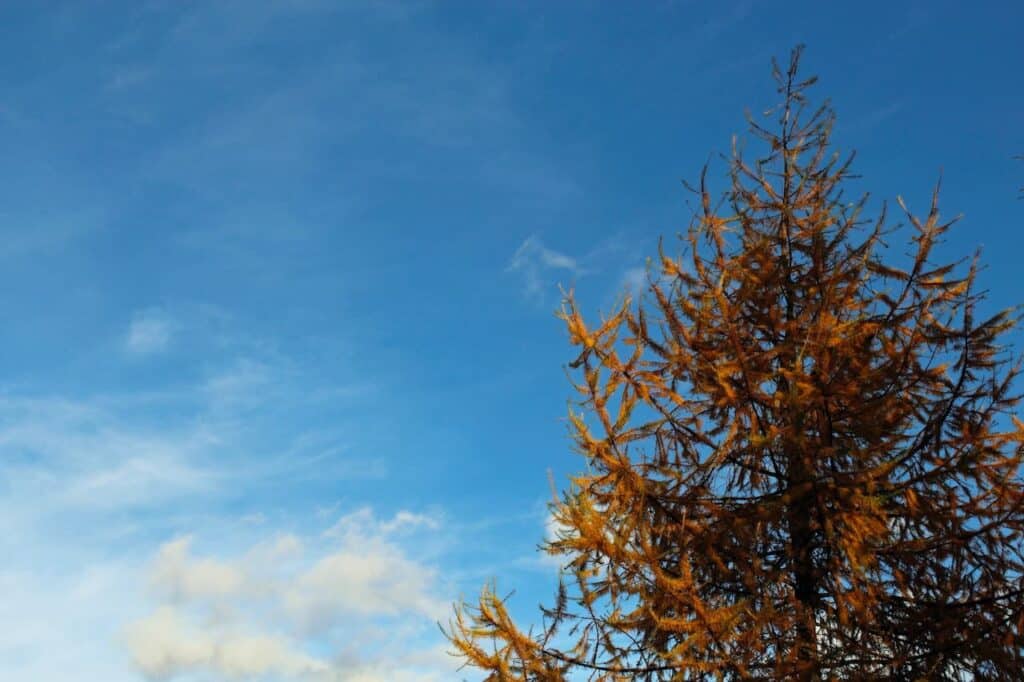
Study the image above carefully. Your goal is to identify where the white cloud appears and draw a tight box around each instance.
[380,510,441,534]
[125,308,176,355]
[62,450,212,510]
[506,234,652,304]
[0,393,233,680]
[126,606,328,680]
[126,607,216,678]
[326,506,439,539]
[326,643,457,682]
[290,508,448,631]
[124,509,457,681]
[151,537,248,603]
[248,533,305,563]
[202,357,275,413]
[0,395,216,520]
[287,546,440,627]
[0,388,435,681]
[506,235,582,298]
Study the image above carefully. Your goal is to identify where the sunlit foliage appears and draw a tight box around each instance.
[446,47,1024,681]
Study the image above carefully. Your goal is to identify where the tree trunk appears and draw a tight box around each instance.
[788,452,821,682]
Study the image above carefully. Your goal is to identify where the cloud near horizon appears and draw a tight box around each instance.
[126,507,457,681]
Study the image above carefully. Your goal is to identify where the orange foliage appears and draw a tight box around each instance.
[445,47,1024,680]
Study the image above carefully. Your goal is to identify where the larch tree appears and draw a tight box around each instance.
[445,47,1024,680]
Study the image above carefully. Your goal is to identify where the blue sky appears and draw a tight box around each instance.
[0,1,1021,680]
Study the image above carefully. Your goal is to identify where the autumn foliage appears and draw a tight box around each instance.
[445,47,1024,680]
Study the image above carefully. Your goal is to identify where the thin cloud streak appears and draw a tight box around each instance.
[506,235,582,299]
[125,308,176,355]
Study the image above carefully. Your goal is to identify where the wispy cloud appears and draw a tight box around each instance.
[125,308,176,356]
[0,363,387,680]
[621,266,649,296]
[506,232,658,307]
[506,235,583,299]
[0,394,216,522]
[106,65,153,91]
[0,392,223,680]
[202,357,274,410]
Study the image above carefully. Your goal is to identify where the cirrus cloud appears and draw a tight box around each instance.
[125,308,176,356]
